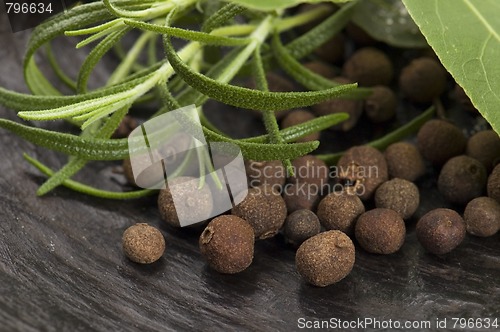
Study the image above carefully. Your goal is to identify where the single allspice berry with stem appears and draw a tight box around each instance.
[199,215,254,274]
[122,223,165,264]
[296,230,355,287]
[337,145,389,200]
[416,208,466,255]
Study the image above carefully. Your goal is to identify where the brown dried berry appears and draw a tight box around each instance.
[245,160,286,190]
[374,178,419,219]
[281,110,320,143]
[199,215,254,274]
[284,209,321,247]
[417,119,466,165]
[158,176,213,227]
[399,57,447,103]
[303,61,338,79]
[122,223,165,264]
[345,23,377,46]
[122,158,136,186]
[317,191,365,236]
[416,208,466,255]
[364,86,397,123]
[342,47,393,87]
[438,155,487,205]
[488,164,500,204]
[464,197,500,237]
[112,115,138,138]
[454,84,477,113]
[282,183,323,213]
[231,185,287,239]
[296,230,355,287]
[337,145,389,200]
[313,34,346,64]
[384,142,425,182]
[289,155,329,188]
[355,208,406,254]
[312,77,363,131]
[466,130,500,172]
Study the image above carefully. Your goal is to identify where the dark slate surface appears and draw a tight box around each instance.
[0,25,499,332]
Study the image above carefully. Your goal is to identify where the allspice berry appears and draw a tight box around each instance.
[466,130,500,172]
[199,215,254,274]
[364,86,397,123]
[296,230,355,287]
[303,61,338,79]
[112,115,138,139]
[122,158,136,186]
[245,160,286,190]
[231,184,287,239]
[438,155,487,205]
[416,208,466,255]
[355,208,406,254]
[417,119,466,165]
[284,209,321,247]
[282,183,323,213]
[312,77,363,131]
[399,57,447,103]
[337,145,389,200]
[375,178,419,219]
[313,34,346,64]
[488,164,500,203]
[158,176,213,227]
[281,110,320,143]
[384,142,425,181]
[342,47,394,87]
[464,197,500,237]
[317,191,365,235]
[289,155,329,188]
[122,223,165,264]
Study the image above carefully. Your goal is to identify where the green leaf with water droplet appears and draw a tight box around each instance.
[403,0,500,135]
[352,0,427,48]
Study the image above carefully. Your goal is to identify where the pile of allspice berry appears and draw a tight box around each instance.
[120,10,500,288]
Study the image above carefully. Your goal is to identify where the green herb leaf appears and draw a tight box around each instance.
[243,112,349,143]
[124,19,252,46]
[403,0,500,135]
[223,0,352,11]
[164,35,358,111]
[24,154,155,199]
[202,3,246,32]
[272,32,372,99]
[0,119,129,160]
[352,0,427,48]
